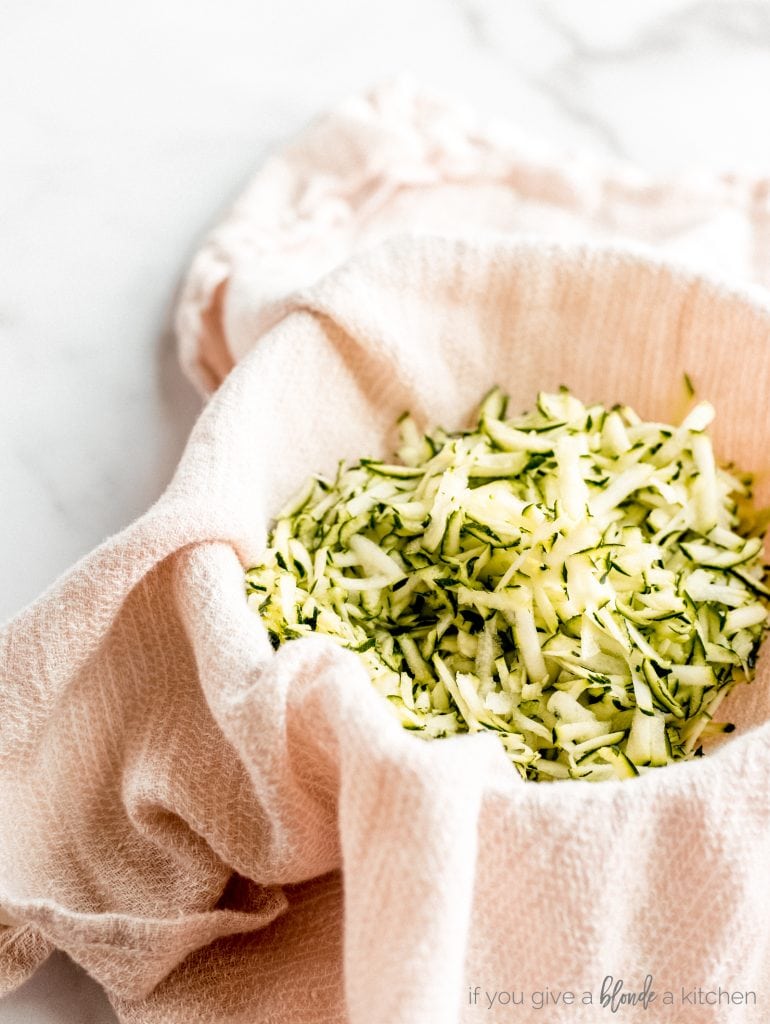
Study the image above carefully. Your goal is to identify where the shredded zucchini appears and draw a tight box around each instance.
[246,386,769,781]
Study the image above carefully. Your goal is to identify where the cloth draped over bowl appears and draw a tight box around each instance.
[4,81,770,1024]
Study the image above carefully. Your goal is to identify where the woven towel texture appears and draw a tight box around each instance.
[4,83,770,1024]
[177,80,770,396]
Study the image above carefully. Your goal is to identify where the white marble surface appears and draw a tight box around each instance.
[3,1,770,1019]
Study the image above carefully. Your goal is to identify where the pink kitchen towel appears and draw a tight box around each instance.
[177,78,770,394]
[3,82,770,1024]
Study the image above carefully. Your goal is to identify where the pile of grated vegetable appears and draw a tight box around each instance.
[246,387,769,781]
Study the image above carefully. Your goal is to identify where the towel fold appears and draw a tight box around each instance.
[177,79,770,396]
[4,82,770,1024]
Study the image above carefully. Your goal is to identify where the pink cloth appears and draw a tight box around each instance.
[177,78,770,395]
[4,83,770,1024]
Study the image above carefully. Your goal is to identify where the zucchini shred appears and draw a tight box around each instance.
[245,386,770,782]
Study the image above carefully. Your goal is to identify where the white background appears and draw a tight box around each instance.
[3,1,770,1019]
